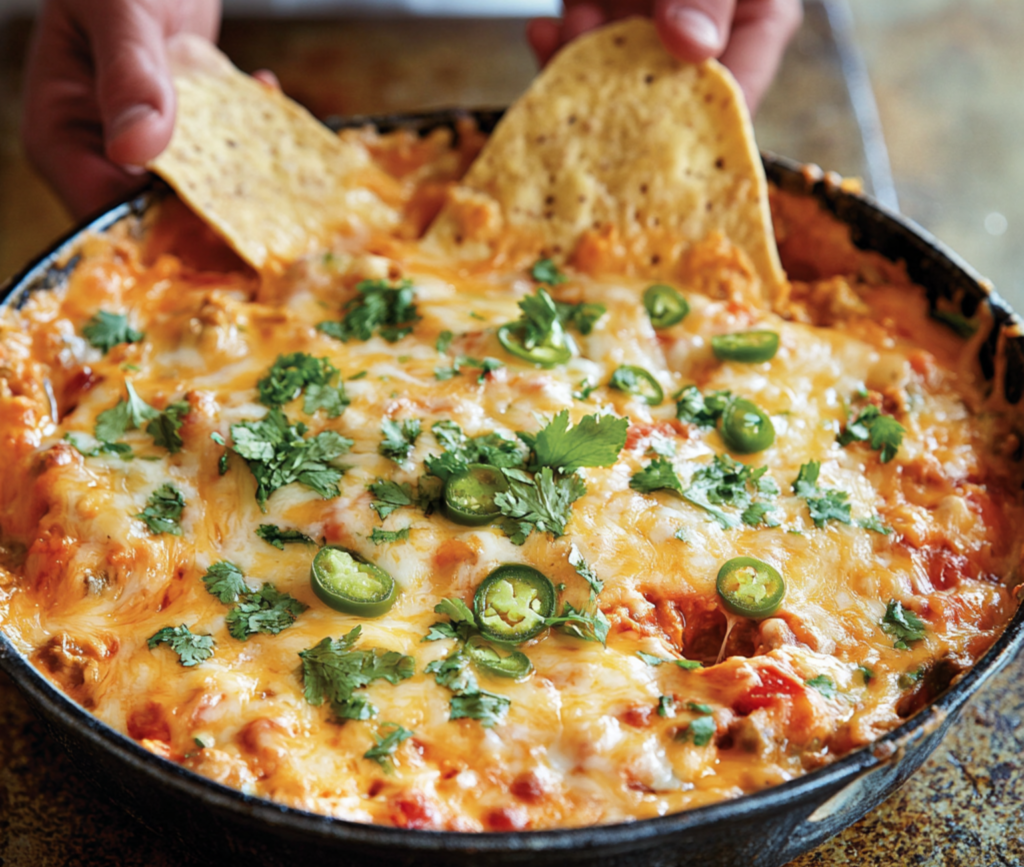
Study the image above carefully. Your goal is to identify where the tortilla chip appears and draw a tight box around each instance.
[149,35,392,273]
[426,18,785,300]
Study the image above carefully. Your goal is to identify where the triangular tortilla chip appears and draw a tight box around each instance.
[149,35,389,273]
[427,18,785,300]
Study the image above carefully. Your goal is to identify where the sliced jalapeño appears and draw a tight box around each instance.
[643,284,690,329]
[311,546,397,617]
[444,464,509,526]
[473,564,557,644]
[609,365,664,406]
[465,635,533,679]
[716,557,785,618]
[711,330,780,363]
[720,398,775,454]
[496,323,572,368]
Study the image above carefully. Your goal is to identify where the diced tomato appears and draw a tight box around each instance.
[733,667,805,716]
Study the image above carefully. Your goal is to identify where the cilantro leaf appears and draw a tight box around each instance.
[434,597,477,627]
[881,600,928,650]
[147,625,214,667]
[545,601,610,646]
[531,410,628,472]
[424,622,461,642]
[675,386,732,428]
[145,401,190,453]
[658,695,676,718]
[95,381,158,443]
[449,691,511,727]
[680,455,779,530]
[299,627,416,721]
[569,543,602,598]
[495,466,586,544]
[317,279,419,343]
[379,418,421,463]
[64,432,133,459]
[258,353,339,408]
[680,714,716,747]
[82,310,144,353]
[424,422,527,481]
[931,308,978,338]
[629,457,684,495]
[230,410,352,510]
[805,674,837,699]
[225,584,307,640]
[369,479,416,519]
[370,526,410,545]
[202,561,250,603]
[436,330,454,353]
[512,287,569,355]
[857,514,893,535]
[256,524,315,549]
[363,722,415,770]
[531,258,567,286]
[135,483,186,535]
[837,404,905,463]
[792,461,851,528]
[555,300,606,335]
[303,383,349,419]
[636,652,701,670]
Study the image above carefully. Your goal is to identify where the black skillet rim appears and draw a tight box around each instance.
[1,109,1023,857]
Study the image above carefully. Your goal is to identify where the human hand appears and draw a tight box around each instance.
[526,0,803,113]
[20,0,221,219]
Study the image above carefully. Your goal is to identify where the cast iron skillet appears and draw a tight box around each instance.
[1,110,1022,867]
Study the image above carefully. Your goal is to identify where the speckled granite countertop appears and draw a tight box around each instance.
[1,2,1022,864]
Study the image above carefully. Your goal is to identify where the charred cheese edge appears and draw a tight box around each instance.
[0,130,1022,832]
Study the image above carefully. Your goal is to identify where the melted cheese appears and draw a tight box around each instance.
[1,134,1023,832]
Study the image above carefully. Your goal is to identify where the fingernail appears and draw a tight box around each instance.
[667,7,721,51]
[107,104,159,146]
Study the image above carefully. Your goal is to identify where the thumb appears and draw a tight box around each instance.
[90,4,176,167]
[653,0,737,60]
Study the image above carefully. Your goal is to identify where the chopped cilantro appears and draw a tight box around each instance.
[94,381,158,444]
[64,432,133,459]
[210,431,229,474]
[82,310,144,353]
[805,674,837,699]
[568,542,603,598]
[434,355,504,383]
[370,526,410,545]
[837,404,905,463]
[349,370,368,381]
[658,696,676,718]
[435,596,477,627]
[881,600,928,650]
[423,421,527,481]
[436,330,454,353]
[544,600,610,646]
[531,410,628,472]
[317,278,419,343]
[256,524,315,550]
[229,409,352,510]
[379,418,421,463]
[449,691,512,727]
[495,466,587,544]
[531,257,567,286]
[258,353,336,407]
[225,584,307,640]
[629,453,781,529]
[369,479,417,519]
[857,514,893,535]
[629,457,684,496]
[364,722,415,771]
[899,666,927,689]
[145,401,190,453]
[147,625,214,667]
[675,386,732,428]
[679,714,716,747]
[858,665,875,684]
[674,527,691,543]
[299,627,416,721]
[201,561,250,603]
[687,702,713,714]
[792,461,851,528]
[135,484,186,535]
[556,300,606,335]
